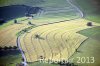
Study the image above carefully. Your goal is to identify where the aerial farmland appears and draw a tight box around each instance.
[0,0,100,66]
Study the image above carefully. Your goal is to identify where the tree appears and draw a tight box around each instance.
[87,22,93,26]
[4,46,9,50]
[8,46,13,50]
[13,46,18,50]
[28,21,32,25]
[22,29,27,32]
[40,55,43,59]
[34,34,40,39]
[0,46,2,50]
[34,34,45,40]
[31,15,34,18]
[14,19,17,24]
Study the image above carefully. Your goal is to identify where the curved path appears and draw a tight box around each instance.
[17,36,28,66]
[66,0,83,17]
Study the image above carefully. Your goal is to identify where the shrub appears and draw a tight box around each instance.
[87,22,92,26]
[13,46,18,49]
[4,46,9,50]
[14,19,17,23]
[8,46,13,50]
[28,21,32,25]
[0,46,3,50]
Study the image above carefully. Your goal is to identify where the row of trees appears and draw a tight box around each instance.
[0,46,18,50]
[14,19,34,25]
[14,19,93,26]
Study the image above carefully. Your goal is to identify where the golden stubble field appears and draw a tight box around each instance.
[20,18,100,62]
[0,22,30,47]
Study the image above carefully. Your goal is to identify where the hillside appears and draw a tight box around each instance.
[75,0,100,23]
[0,0,100,66]
[0,0,80,25]
[0,0,100,23]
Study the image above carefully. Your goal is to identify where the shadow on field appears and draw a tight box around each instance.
[0,50,20,57]
[0,5,42,25]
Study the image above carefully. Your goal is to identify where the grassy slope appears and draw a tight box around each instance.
[0,0,69,7]
[69,0,100,66]
[75,0,100,23]
[0,20,13,30]
[79,27,100,40]
[0,0,78,29]
[69,27,100,66]
[0,17,27,30]
[29,62,59,66]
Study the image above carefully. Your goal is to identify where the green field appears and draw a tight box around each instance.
[29,62,59,66]
[69,26,100,66]
[69,1,100,65]
[0,0,79,21]
[0,0,70,7]
[75,0,100,23]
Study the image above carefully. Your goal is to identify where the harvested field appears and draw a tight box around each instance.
[20,18,99,62]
